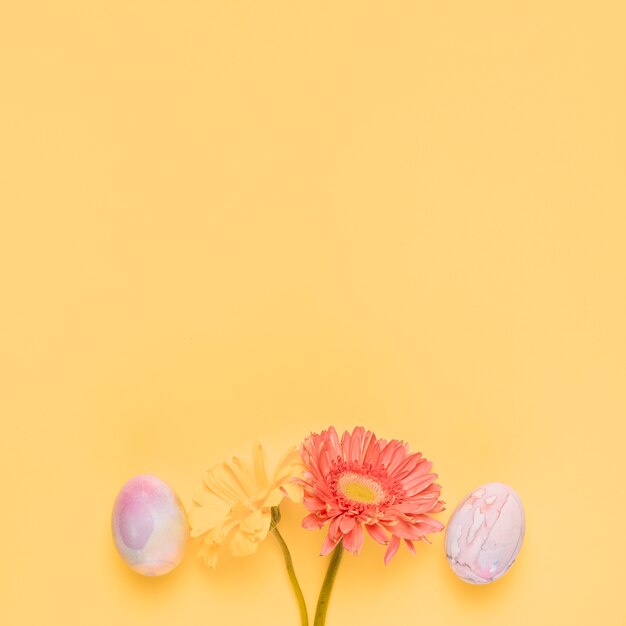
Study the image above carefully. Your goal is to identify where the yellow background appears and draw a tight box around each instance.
[1,2,625,625]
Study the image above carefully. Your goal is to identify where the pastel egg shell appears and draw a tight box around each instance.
[112,474,189,576]
[445,482,525,584]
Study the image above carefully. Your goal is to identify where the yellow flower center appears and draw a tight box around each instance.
[338,471,385,504]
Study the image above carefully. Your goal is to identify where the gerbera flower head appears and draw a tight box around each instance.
[188,443,304,568]
[300,426,445,564]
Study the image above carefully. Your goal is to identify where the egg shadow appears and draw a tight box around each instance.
[438,541,526,617]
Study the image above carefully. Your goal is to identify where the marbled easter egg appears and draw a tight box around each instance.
[445,482,525,584]
[112,474,188,576]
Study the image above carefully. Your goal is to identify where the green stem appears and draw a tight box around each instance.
[313,541,343,626]
[271,518,309,626]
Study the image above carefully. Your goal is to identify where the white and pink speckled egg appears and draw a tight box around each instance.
[112,474,188,576]
[445,482,525,584]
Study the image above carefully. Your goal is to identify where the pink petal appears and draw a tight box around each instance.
[414,516,445,533]
[343,523,364,554]
[320,532,341,556]
[302,514,325,530]
[378,440,398,469]
[329,515,343,540]
[326,505,344,517]
[388,501,435,516]
[413,459,433,477]
[353,523,364,553]
[328,427,341,456]
[386,519,422,540]
[385,445,411,473]
[365,523,389,545]
[392,452,422,477]
[339,515,356,534]
[341,430,351,462]
[431,501,446,513]
[384,535,401,565]
[318,451,331,475]
[303,495,327,512]
[360,430,378,464]
[366,438,383,468]
[403,473,437,494]
[348,427,364,463]
[404,539,416,554]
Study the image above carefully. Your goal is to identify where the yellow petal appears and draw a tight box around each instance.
[239,509,262,534]
[215,515,240,541]
[200,543,220,569]
[204,463,250,504]
[240,508,271,536]
[280,480,304,503]
[252,442,269,491]
[273,448,305,483]
[263,486,286,508]
[188,493,230,537]
[230,529,259,557]
[228,456,257,498]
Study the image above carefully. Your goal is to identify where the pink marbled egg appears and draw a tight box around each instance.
[112,474,188,576]
[445,482,525,584]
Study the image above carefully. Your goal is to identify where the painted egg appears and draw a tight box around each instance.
[445,482,525,584]
[112,474,189,576]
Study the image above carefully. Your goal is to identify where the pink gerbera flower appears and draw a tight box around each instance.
[300,426,445,564]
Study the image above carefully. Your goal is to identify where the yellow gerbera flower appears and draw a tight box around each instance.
[188,443,304,568]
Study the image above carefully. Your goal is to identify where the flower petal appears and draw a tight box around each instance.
[348,426,364,463]
[365,523,389,545]
[280,480,304,503]
[339,515,356,534]
[302,513,325,530]
[229,456,257,497]
[200,543,220,569]
[403,472,437,494]
[239,509,266,535]
[414,515,445,533]
[230,528,259,556]
[320,532,341,556]
[329,515,343,541]
[264,486,287,508]
[252,442,269,491]
[188,496,230,537]
[343,522,364,554]
[204,463,250,504]
[384,534,401,565]
[384,519,423,540]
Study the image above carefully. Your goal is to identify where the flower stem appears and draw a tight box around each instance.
[314,541,343,626]
[270,510,309,626]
